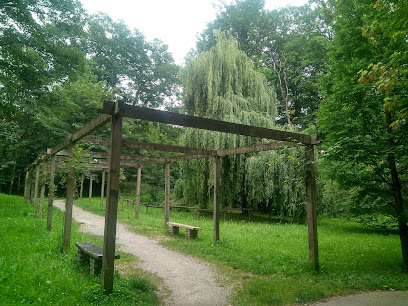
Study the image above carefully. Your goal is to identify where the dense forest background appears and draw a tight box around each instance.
[1,0,407,239]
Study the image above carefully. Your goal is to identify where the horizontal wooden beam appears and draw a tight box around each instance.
[99,102,318,145]
[217,141,301,156]
[139,141,302,166]
[56,150,166,162]
[82,136,216,156]
[49,114,111,156]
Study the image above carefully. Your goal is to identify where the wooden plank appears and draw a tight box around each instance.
[100,102,318,145]
[47,155,56,232]
[24,171,29,203]
[71,114,111,143]
[138,141,302,166]
[33,165,40,217]
[164,162,170,228]
[135,166,141,218]
[63,148,76,253]
[49,114,111,156]
[75,242,120,260]
[217,141,301,156]
[83,135,215,155]
[305,145,319,271]
[56,150,166,162]
[80,173,84,199]
[102,113,122,293]
[213,156,220,242]
[39,163,46,218]
[89,172,93,204]
[166,222,202,230]
[100,170,105,207]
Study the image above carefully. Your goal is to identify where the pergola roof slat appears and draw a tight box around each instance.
[99,102,319,145]
[83,136,216,156]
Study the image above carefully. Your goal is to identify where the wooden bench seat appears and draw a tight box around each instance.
[75,242,120,276]
[166,222,202,239]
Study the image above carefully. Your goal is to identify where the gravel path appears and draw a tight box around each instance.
[54,200,230,306]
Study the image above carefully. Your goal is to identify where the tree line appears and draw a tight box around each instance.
[1,0,407,266]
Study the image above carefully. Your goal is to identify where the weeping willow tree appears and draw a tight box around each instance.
[176,33,307,218]
[245,149,306,220]
[177,32,277,208]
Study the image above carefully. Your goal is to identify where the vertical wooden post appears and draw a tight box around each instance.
[213,156,220,242]
[63,147,76,253]
[100,170,106,207]
[164,162,170,228]
[89,172,93,203]
[305,144,319,271]
[135,166,141,218]
[39,163,46,218]
[80,173,84,199]
[102,113,122,293]
[24,170,30,203]
[47,154,56,232]
[33,165,40,217]
[30,176,35,205]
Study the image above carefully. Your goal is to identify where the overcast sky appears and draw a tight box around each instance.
[80,0,308,65]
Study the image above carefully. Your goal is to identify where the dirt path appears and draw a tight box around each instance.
[54,200,230,306]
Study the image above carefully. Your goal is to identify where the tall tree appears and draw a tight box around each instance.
[196,0,330,128]
[178,33,277,208]
[84,13,180,108]
[0,0,87,192]
[318,0,408,269]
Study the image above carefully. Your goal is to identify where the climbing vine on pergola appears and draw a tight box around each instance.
[26,101,319,293]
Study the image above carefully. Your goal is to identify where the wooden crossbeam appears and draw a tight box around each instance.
[49,114,111,156]
[82,136,216,156]
[139,141,302,166]
[56,150,166,162]
[99,102,318,145]
[217,141,301,156]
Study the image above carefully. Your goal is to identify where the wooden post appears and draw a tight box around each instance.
[80,173,84,199]
[47,154,56,232]
[24,170,30,203]
[89,171,93,203]
[135,166,141,218]
[33,165,40,217]
[100,170,106,207]
[39,163,46,218]
[101,113,122,293]
[30,178,35,205]
[164,162,170,228]
[63,148,76,253]
[305,144,319,271]
[213,156,220,242]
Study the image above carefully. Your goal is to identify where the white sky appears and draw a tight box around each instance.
[80,0,308,65]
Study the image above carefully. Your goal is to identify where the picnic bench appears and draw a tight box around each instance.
[166,222,202,239]
[75,242,120,276]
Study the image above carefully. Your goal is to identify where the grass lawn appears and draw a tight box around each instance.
[0,193,159,305]
[75,196,408,305]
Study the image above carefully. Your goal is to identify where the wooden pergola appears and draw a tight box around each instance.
[25,101,319,293]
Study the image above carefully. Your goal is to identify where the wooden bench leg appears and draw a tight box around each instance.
[185,229,198,239]
[168,225,179,235]
[90,258,102,277]
[77,248,88,263]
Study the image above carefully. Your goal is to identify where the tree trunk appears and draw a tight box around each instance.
[386,110,408,270]
[8,151,18,194]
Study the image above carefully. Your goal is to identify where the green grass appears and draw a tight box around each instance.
[74,196,408,305]
[0,193,159,305]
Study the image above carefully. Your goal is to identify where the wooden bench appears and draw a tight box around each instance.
[75,242,120,276]
[166,222,202,239]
